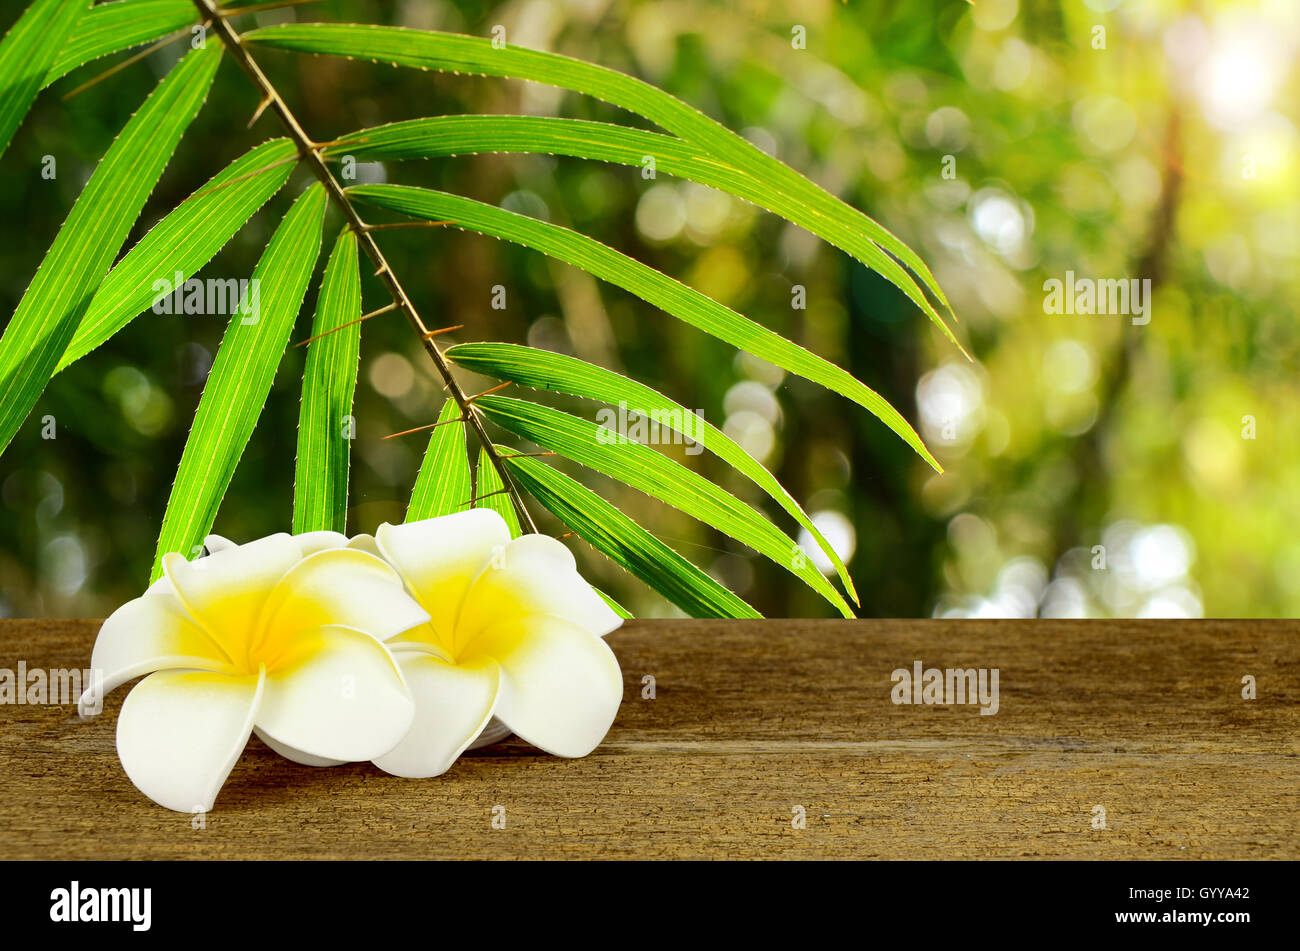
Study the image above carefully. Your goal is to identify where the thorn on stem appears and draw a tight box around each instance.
[292,303,397,347]
[459,487,511,507]
[247,94,274,129]
[218,0,322,17]
[422,324,463,340]
[357,220,454,233]
[187,153,302,201]
[62,26,196,100]
[382,416,467,440]
[466,381,511,403]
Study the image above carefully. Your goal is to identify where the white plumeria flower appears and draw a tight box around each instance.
[200,529,348,558]
[352,509,624,778]
[81,532,430,812]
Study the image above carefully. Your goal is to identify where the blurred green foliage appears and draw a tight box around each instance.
[1,0,1297,619]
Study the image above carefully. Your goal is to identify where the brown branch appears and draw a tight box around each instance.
[190,0,537,533]
[1054,108,1184,560]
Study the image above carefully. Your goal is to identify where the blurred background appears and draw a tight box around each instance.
[1,0,1297,619]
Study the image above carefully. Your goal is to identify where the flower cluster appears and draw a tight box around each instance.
[79,510,623,812]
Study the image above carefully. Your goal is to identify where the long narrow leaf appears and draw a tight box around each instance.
[350,182,938,471]
[57,137,298,372]
[476,395,852,617]
[0,0,84,158]
[475,447,521,537]
[406,398,470,521]
[152,184,328,579]
[447,341,857,603]
[503,452,759,619]
[42,0,197,90]
[245,23,956,339]
[294,227,361,534]
[327,115,962,354]
[0,42,221,457]
[594,587,632,619]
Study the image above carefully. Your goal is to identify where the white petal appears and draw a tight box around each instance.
[116,669,262,813]
[255,625,414,762]
[257,547,430,648]
[459,534,622,640]
[469,615,623,758]
[145,574,173,595]
[373,653,500,778]
[467,716,514,750]
[253,727,346,767]
[163,533,302,656]
[346,533,381,557]
[203,534,237,555]
[203,531,347,557]
[81,592,233,714]
[375,510,511,644]
[294,530,349,555]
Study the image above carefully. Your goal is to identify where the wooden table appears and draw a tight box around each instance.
[1,618,1295,859]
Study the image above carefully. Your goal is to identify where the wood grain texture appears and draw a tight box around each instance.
[0,618,1295,859]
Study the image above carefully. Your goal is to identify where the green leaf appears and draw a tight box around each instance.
[152,183,328,580]
[327,115,963,355]
[294,227,361,535]
[0,0,85,158]
[502,452,759,619]
[447,341,857,604]
[245,23,957,343]
[475,447,521,537]
[0,42,220,457]
[42,0,197,90]
[406,398,470,521]
[476,395,852,617]
[350,182,938,471]
[57,137,298,372]
[594,587,633,620]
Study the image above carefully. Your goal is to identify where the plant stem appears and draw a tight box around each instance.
[189,0,538,533]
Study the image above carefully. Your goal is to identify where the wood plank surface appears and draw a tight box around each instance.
[0,618,1296,859]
